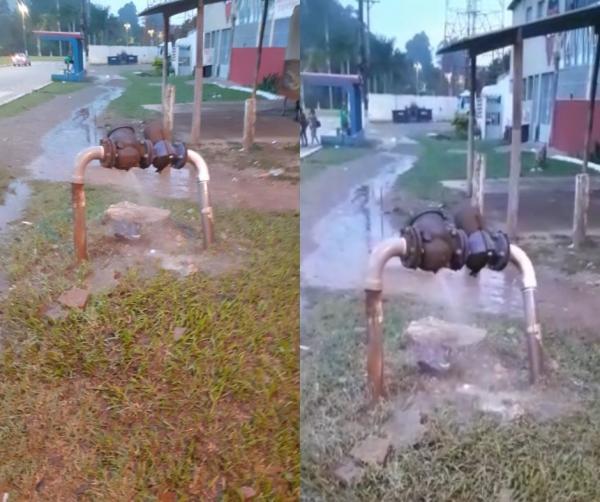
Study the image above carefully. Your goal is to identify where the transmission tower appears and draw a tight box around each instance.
[444,0,506,56]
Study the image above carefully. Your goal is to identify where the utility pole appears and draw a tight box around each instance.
[366,0,378,93]
[358,0,368,114]
[324,11,333,109]
[56,0,62,56]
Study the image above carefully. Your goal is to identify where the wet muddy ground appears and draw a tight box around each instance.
[300,123,600,331]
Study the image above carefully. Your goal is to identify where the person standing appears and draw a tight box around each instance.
[299,108,309,147]
[308,108,321,145]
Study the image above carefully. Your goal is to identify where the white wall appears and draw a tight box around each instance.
[368,94,458,122]
[88,45,159,64]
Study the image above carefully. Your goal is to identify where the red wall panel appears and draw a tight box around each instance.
[551,100,600,156]
[229,47,286,86]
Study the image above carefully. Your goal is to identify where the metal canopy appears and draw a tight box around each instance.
[301,72,361,88]
[138,0,221,18]
[438,3,600,55]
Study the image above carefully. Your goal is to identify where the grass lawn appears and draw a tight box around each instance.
[0,181,299,499]
[108,72,253,120]
[301,291,600,500]
[0,82,86,119]
[396,136,587,201]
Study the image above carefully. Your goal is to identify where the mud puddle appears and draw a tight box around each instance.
[0,180,31,233]
[301,151,524,318]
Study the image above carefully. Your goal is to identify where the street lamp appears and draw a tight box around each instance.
[124,22,131,46]
[148,28,155,45]
[413,62,422,94]
[445,71,453,97]
[17,1,29,55]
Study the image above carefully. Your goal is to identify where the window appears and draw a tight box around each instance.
[537,0,545,18]
[526,6,533,22]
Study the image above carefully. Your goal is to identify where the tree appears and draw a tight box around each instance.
[405,31,432,70]
[117,1,141,44]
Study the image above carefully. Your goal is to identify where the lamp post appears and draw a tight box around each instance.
[414,62,422,94]
[124,22,131,46]
[17,1,29,55]
[148,28,155,45]
[445,71,453,96]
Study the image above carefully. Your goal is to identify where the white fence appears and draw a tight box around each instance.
[88,45,160,65]
[368,94,457,122]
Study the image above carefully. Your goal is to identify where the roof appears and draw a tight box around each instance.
[438,3,600,56]
[138,0,222,17]
[301,72,361,87]
[507,0,521,9]
[33,30,82,40]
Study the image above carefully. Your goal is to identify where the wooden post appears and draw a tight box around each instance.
[163,84,175,141]
[190,0,205,145]
[243,0,269,151]
[573,174,590,247]
[506,30,523,240]
[162,14,169,110]
[471,152,486,215]
[573,28,600,247]
[467,51,477,197]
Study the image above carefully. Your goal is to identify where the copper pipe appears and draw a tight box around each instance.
[365,237,407,400]
[72,146,105,263]
[510,244,543,383]
[187,149,214,249]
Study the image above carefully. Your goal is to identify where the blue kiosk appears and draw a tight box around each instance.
[301,72,364,146]
[33,31,86,82]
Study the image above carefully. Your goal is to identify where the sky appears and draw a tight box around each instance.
[337,0,508,62]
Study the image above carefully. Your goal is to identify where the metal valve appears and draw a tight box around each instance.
[400,205,510,276]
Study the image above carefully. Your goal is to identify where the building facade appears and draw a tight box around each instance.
[509,0,599,154]
[173,0,299,94]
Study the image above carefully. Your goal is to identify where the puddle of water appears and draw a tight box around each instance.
[301,150,525,317]
[0,180,31,233]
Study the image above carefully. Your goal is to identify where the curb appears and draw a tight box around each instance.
[0,81,53,107]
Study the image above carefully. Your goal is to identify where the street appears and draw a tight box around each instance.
[0,61,63,105]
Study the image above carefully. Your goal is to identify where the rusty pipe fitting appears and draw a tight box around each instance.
[187,149,214,249]
[510,244,543,383]
[72,146,105,262]
[365,237,407,400]
[364,234,542,401]
[101,126,151,171]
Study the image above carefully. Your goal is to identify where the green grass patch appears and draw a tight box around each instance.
[0,81,86,119]
[0,181,299,499]
[108,72,253,120]
[301,291,600,500]
[396,137,586,202]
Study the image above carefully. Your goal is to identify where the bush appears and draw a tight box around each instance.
[452,113,469,139]
[258,73,280,94]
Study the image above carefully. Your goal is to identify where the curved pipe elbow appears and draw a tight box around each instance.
[187,149,210,182]
[365,237,407,291]
[509,244,537,290]
[73,146,105,184]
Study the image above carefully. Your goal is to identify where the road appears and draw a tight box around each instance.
[0,61,63,105]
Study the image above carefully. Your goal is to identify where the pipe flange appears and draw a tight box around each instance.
[487,231,511,272]
[100,138,116,168]
[400,225,422,269]
[449,227,468,270]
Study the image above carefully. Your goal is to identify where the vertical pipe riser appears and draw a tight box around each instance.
[366,289,385,401]
[523,288,544,383]
[72,182,87,262]
[199,180,214,249]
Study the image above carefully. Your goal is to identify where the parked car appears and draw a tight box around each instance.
[11,53,31,66]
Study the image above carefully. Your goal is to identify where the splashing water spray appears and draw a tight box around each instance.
[71,122,214,262]
[365,206,542,400]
